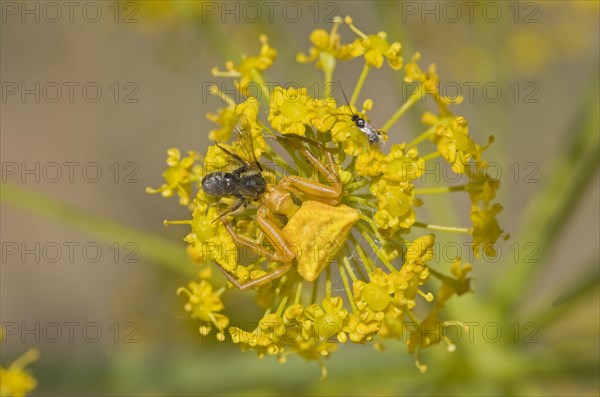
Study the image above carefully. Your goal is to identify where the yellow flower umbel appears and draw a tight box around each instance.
[268,87,316,136]
[145,149,200,206]
[0,345,39,397]
[149,16,505,378]
[211,34,277,98]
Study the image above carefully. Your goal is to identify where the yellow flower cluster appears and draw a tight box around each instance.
[212,34,277,96]
[178,278,229,341]
[268,87,316,136]
[148,16,505,376]
[145,149,200,206]
[0,332,38,397]
[296,17,355,68]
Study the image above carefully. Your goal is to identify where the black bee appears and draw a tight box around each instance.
[201,129,266,218]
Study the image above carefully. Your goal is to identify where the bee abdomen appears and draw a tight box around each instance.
[202,172,236,196]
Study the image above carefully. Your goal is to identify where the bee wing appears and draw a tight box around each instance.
[233,114,263,172]
[212,141,251,171]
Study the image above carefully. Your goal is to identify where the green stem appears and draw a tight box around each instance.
[344,245,368,282]
[10,349,39,370]
[428,268,470,295]
[407,125,436,148]
[325,266,332,299]
[1,183,195,277]
[359,214,384,240]
[294,281,304,305]
[350,64,371,107]
[250,69,270,102]
[324,65,333,99]
[342,255,358,282]
[414,185,468,195]
[494,72,600,315]
[311,279,318,305]
[381,83,426,132]
[275,295,289,316]
[422,151,441,162]
[273,275,290,315]
[322,18,340,99]
[349,234,375,274]
[344,178,370,193]
[345,196,377,208]
[404,309,421,325]
[413,221,472,234]
[338,259,357,313]
[358,226,396,272]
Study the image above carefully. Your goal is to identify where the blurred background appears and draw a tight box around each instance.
[1,1,598,395]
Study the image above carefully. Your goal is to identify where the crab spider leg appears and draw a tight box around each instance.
[279,175,340,206]
[216,206,295,290]
[212,196,247,223]
[218,206,293,263]
[275,135,337,176]
[275,136,342,205]
[215,262,292,291]
[255,206,296,260]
